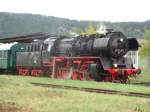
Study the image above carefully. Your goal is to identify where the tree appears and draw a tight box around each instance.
[82,23,97,35]
[140,30,150,56]
[71,23,97,36]
[71,27,83,35]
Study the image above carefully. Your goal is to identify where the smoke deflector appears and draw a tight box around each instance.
[127,38,140,51]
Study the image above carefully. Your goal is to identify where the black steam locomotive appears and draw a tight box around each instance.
[0,30,141,83]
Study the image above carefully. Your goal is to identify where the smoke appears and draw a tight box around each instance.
[69,31,79,37]
[96,24,107,35]
[57,26,69,35]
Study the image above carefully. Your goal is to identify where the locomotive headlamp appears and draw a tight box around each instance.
[113,63,118,68]
[119,38,124,42]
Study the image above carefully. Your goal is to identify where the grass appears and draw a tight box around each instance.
[130,73,150,83]
[2,74,149,94]
[0,75,150,112]
[131,56,150,83]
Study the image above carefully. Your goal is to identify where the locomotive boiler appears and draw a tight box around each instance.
[52,31,138,58]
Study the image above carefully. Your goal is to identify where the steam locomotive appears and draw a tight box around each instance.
[0,30,141,83]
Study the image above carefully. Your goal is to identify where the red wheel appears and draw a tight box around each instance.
[78,73,84,80]
[71,71,78,80]
[31,69,42,76]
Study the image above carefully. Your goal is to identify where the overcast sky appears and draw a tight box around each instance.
[0,0,150,22]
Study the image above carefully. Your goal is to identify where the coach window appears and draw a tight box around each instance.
[34,44,36,51]
[28,46,30,52]
[25,46,27,52]
[5,51,7,58]
[40,44,43,51]
[32,44,34,52]
[33,45,35,51]
[0,51,2,58]
[28,45,31,52]
[37,44,40,51]
[29,45,32,52]
[26,45,29,52]
[35,44,37,51]
[30,45,33,52]
[0,51,3,58]
[2,51,4,58]
[36,44,39,52]
[33,44,36,52]
[32,45,34,52]
[35,44,38,52]
[2,51,3,58]
[3,51,7,58]
[0,52,1,58]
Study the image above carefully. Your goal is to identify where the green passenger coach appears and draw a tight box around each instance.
[0,43,26,72]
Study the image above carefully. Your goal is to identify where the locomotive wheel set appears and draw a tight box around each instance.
[0,30,141,83]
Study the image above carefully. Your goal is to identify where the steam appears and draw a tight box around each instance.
[69,31,79,37]
[96,24,107,35]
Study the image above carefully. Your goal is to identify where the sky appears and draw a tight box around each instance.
[0,0,150,22]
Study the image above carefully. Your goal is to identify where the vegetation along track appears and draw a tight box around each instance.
[32,83,150,98]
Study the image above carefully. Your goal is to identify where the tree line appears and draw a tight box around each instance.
[0,12,150,38]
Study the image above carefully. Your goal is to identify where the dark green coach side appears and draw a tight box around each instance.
[0,43,26,72]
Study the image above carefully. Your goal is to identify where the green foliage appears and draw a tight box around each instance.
[144,30,150,40]
[72,23,97,35]
[140,30,150,56]
[82,23,97,35]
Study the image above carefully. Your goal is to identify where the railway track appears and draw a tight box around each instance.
[31,82,150,98]
[112,81,150,87]
[131,82,150,87]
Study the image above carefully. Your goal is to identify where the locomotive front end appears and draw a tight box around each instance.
[86,31,141,82]
[99,32,141,82]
